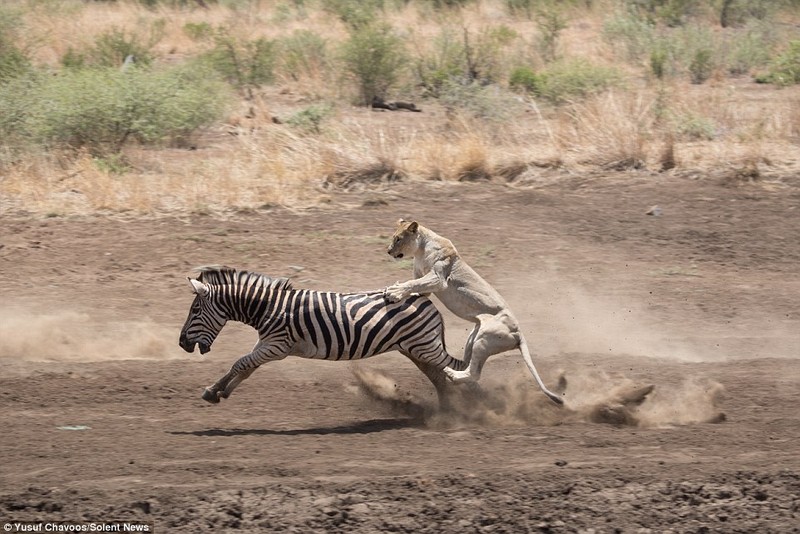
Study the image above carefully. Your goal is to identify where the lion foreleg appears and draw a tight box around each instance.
[385,270,447,302]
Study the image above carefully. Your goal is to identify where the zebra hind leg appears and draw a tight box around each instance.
[407,357,454,413]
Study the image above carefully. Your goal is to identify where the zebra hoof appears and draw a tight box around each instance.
[202,388,221,404]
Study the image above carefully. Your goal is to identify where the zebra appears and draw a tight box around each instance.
[178,266,468,409]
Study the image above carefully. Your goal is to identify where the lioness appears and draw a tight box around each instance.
[384,219,564,405]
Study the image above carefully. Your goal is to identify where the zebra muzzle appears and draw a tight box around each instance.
[179,334,210,354]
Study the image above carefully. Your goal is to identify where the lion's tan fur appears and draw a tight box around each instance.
[385,220,563,405]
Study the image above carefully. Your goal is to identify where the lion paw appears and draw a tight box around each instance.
[384,285,409,302]
[444,368,474,384]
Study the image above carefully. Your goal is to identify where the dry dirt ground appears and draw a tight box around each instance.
[1,173,799,532]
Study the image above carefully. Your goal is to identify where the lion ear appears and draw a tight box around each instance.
[407,221,419,233]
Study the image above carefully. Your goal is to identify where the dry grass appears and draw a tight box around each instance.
[2,0,799,216]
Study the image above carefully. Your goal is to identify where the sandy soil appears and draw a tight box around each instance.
[1,173,798,532]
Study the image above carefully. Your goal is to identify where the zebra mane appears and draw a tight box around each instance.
[195,266,293,291]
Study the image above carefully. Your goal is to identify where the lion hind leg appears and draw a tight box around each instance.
[444,321,516,383]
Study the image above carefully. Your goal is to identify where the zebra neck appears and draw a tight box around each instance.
[222,284,282,328]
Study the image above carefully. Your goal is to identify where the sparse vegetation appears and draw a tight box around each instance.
[341,22,408,106]
[197,27,278,98]
[62,24,163,69]
[0,6,31,83]
[0,0,798,215]
[0,64,230,155]
[758,40,800,86]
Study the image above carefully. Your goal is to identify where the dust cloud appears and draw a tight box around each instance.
[352,367,725,429]
[0,308,184,363]
[507,274,798,362]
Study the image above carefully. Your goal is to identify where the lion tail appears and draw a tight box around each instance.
[518,333,565,406]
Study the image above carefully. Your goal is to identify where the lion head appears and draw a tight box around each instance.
[387,219,419,259]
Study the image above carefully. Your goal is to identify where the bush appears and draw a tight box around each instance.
[676,113,716,140]
[199,28,277,98]
[688,47,714,84]
[758,40,800,86]
[62,25,163,69]
[341,23,407,106]
[0,6,31,83]
[413,27,466,97]
[285,104,334,134]
[603,8,656,63]
[509,66,544,94]
[413,25,517,97]
[0,64,230,154]
[649,44,669,79]
[724,21,776,76]
[534,59,623,103]
[624,0,701,27]
[438,80,522,123]
[535,6,567,63]
[183,21,214,41]
[322,0,383,30]
[276,30,330,83]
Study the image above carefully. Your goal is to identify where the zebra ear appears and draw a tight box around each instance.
[188,278,210,297]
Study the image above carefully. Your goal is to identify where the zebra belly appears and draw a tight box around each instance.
[289,338,398,361]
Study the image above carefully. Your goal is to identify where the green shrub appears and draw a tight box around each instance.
[602,8,657,63]
[688,47,714,84]
[535,6,567,63]
[138,0,218,8]
[413,25,516,96]
[676,113,716,140]
[183,21,214,41]
[758,40,800,86]
[720,0,776,27]
[724,21,776,76]
[413,27,466,97]
[62,25,163,69]
[276,30,330,82]
[0,64,230,154]
[504,0,534,17]
[0,6,31,83]
[285,104,334,134]
[200,28,277,98]
[534,59,623,103]
[649,44,669,79]
[468,25,518,83]
[624,0,700,27]
[341,23,407,106]
[438,80,522,122]
[421,0,475,9]
[508,65,544,94]
[322,0,383,30]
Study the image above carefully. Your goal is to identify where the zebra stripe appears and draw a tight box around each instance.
[178,268,467,398]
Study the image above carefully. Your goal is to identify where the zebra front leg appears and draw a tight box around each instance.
[202,345,286,404]
[202,365,258,404]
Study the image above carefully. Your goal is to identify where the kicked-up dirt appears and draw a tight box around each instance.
[1,172,798,532]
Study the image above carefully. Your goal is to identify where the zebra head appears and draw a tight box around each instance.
[179,278,227,355]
